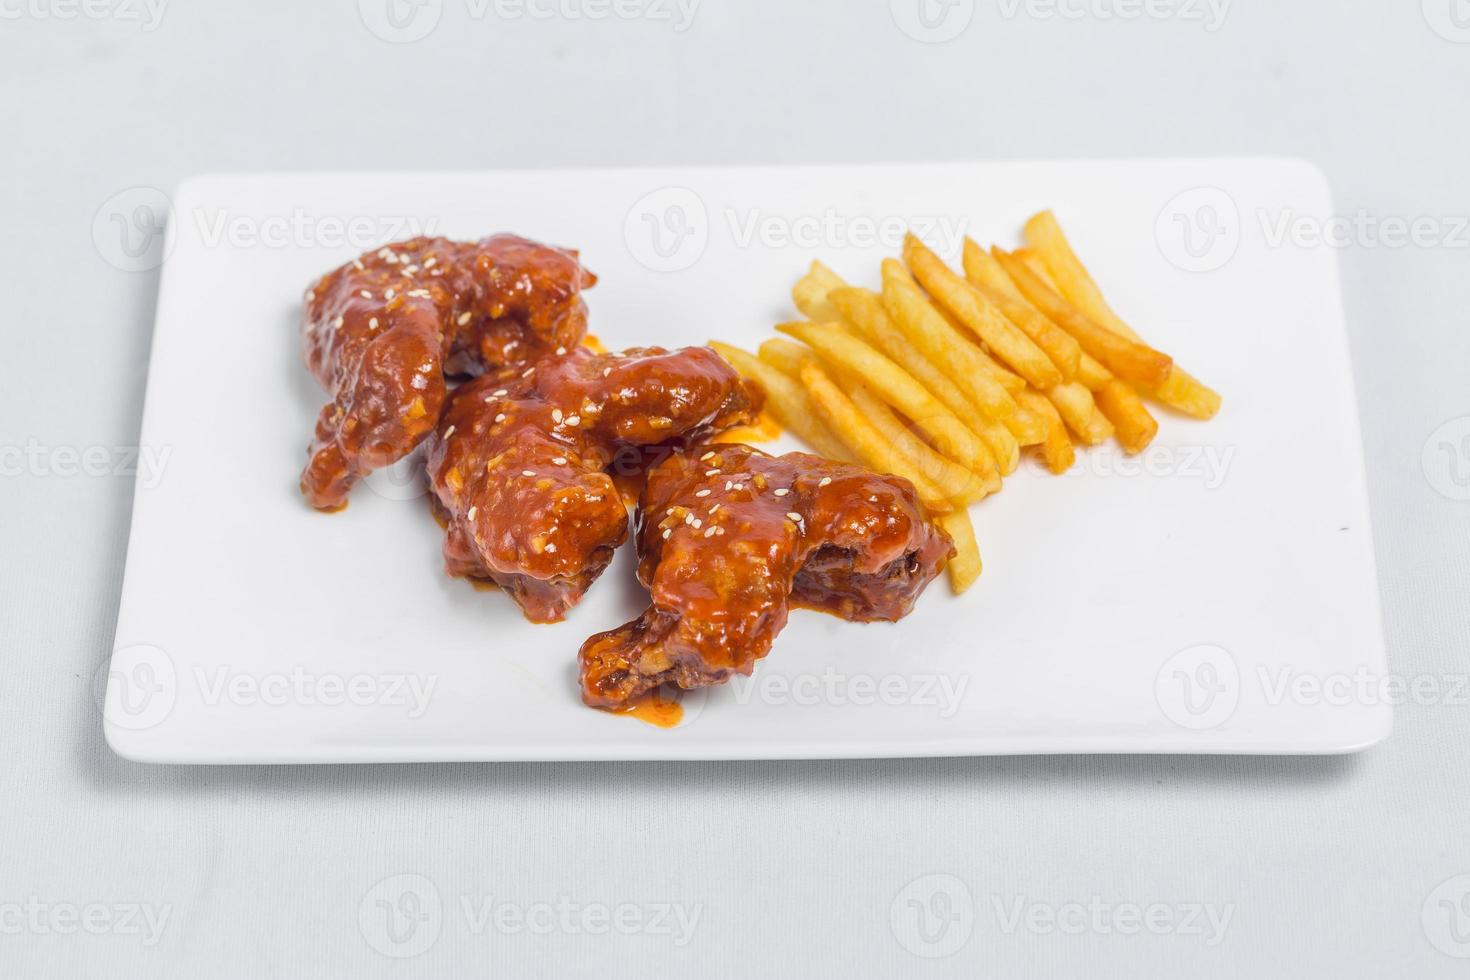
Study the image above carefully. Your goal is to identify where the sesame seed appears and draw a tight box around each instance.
[694,489,711,497]
[523,367,535,377]
[466,506,477,520]
[352,259,365,271]
[662,528,672,539]
[545,543,557,553]
[684,513,694,525]
[732,483,744,490]
[715,527,726,535]
[551,409,563,423]
[385,288,396,300]
[333,316,344,329]
[424,257,437,268]
[701,452,714,461]
[818,477,832,487]
[708,503,720,514]
[724,481,733,490]
[457,312,472,326]
[564,415,580,427]
[705,469,720,476]
[691,518,702,529]
[491,389,508,397]
[522,470,536,477]
[494,413,506,423]
[786,512,802,522]
[555,346,566,355]
[704,526,717,538]
[773,488,790,496]
[602,367,611,377]
[368,317,379,329]
[552,456,567,466]
[444,425,456,438]
[359,290,372,299]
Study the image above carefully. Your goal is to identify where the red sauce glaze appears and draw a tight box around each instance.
[578,445,955,709]
[299,234,595,511]
[423,346,761,624]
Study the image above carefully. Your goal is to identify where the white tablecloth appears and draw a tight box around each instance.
[3,2,1467,976]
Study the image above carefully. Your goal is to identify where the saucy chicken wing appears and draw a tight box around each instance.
[300,234,595,510]
[579,445,954,709]
[425,346,761,623]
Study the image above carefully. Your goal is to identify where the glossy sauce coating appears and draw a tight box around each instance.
[578,445,955,708]
[300,234,595,510]
[424,346,760,624]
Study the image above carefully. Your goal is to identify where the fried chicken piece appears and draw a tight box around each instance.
[300,234,595,510]
[578,446,954,709]
[425,346,761,623]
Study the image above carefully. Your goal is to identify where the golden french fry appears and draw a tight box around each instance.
[959,239,1083,380]
[806,260,847,292]
[792,275,843,323]
[904,234,1065,389]
[848,384,991,505]
[1045,381,1113,447]
[878,275,1044,449]
[709,341,853,462]
[1023,210,1221,419]
[1012,247,1056,287]
[962,238,1027,302]
[827,287,1010,479]
[883,258,1027,394]
[775,321,996,479]
[935,508,981,594]
[799,361,953,514]
[1015,388,1074,475]
[1093,377,1159,454]
[993,248,1173,389]
[758,336,821,378]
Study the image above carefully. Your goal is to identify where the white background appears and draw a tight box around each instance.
[2,1,1468,976]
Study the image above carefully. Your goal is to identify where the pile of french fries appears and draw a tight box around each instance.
[710,211,1221,595]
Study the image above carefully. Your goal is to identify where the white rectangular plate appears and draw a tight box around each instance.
[105,160,1389,762]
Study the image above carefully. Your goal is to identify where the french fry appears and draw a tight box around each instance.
[883,258,1027,394]
[1015,388,1074,475]
[827,287,1012,479]
[848,384,991,505]
[935,508,982,594]
[955,249,1083,382]
[879,275,1044,449]
[806,259,847,292]
[1023,210,1221,419]
[1046,380,1113,447]
[709,341,853,462]
[971,239,1161,452]
[993,248,1173,389]
[758,336,820,376]
[904,234,1065,389]
[1093,377,1159,454]
[792,275,843,323]
[799,361,953,514]
[775,322,997,479]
